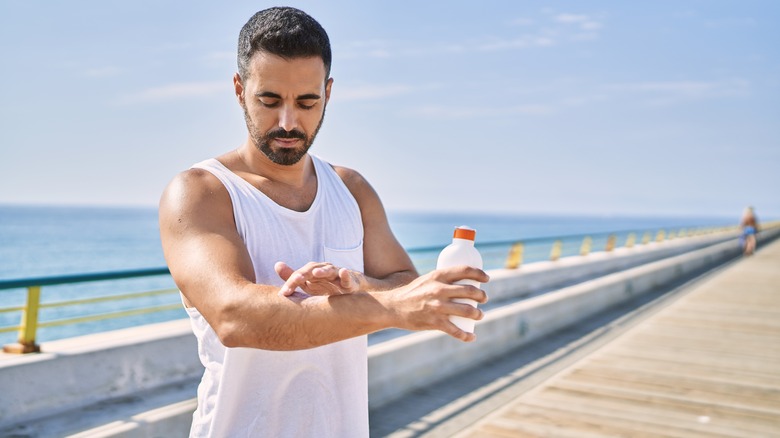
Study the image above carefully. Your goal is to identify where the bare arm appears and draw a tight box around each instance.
[277,166,417,296]
[159,168,488,351]
[338,165,418,289]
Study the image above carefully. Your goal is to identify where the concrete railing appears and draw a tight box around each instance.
[483,229,740,303]
[367,227,780,407]
[1,227,777,436]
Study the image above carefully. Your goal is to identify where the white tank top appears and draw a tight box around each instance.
[186,154,368,438]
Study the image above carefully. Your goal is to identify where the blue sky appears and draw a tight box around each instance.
[1,1,778,219]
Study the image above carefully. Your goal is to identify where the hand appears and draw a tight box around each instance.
[276,261,365,297]
[383,265,489,342]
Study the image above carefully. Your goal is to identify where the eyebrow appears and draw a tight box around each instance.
[255,91,321,100]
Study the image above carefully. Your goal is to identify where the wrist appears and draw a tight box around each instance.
[367,290,399,329]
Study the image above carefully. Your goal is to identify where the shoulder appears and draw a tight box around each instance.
[160,166,231,218]
[331,164,365,187]
[330,164,378,202]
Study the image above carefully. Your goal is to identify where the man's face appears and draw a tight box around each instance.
[237,52,332,166]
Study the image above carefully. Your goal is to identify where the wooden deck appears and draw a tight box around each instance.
[456,238,780,438]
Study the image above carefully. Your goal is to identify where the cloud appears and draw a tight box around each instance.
[605,79,750,105]
[339,10,603,60]
[116,81,228,105]
[555,14,590,24]
[554,13,604,35]
[408,104,553,119]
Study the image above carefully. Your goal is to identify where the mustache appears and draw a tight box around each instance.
[266,128,306,140]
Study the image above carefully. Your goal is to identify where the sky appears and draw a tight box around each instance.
[1,1,778,219]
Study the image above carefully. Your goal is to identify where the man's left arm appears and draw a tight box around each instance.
[278,166,417,296]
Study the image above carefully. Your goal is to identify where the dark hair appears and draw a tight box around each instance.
[237,7,331,80]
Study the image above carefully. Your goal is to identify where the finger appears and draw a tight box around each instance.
[279,271,308,297]
[437,266,490,284]
[312,264,340,280]
[447,299,484,320]
[274,261,294,281]
[278,262,333,296]
[443,320,476,342]
[439,283,489,304]
[461,285,489,304]
[338,268,359,292]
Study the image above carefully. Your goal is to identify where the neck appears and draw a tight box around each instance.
[237,141,313,188]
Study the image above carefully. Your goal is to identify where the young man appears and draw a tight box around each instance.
[159,7,488,437]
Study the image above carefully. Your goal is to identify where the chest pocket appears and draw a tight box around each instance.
[323,240,364,273]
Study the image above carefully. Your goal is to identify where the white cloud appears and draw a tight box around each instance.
[554,13,603,34]
[555,14,590,24]
[116,81,228,105]
[339,11,601,60]
[605,79,750,105]
[409,104,553,119]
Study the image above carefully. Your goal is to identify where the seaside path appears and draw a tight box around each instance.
[376,235,780,437]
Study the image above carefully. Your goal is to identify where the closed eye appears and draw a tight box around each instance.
[298,99,317,109]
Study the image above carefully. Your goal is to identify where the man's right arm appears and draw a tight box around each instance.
[159,169,488,351]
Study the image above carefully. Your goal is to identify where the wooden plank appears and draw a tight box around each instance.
[455,238,780,437]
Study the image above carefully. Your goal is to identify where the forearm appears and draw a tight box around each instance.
[215,286,393,351]
[360,269,417,292]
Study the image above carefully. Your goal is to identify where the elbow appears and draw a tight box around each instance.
[211,317,245,348]
[209,299,250,348]
[208,299,289,350]
[215,322,244,348]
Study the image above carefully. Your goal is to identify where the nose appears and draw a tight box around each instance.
[278,103,298,132]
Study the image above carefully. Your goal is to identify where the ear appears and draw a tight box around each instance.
[233,73,244,105]
[324,77,333,104]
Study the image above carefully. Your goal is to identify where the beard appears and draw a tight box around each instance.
[242,104,326,166]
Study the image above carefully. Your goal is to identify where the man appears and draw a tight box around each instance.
[159,7,488,437]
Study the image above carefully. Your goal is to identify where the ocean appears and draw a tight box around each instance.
[0,204,735,345]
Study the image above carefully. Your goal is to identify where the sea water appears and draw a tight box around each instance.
[0,204,735,344]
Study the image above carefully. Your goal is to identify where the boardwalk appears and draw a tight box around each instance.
[455,238,780,437]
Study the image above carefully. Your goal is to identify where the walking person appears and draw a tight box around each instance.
[740,206,759,256]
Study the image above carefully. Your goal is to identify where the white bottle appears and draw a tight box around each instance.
[436,226,483,333]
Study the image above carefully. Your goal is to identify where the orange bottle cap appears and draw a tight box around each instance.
[453,226,476,241]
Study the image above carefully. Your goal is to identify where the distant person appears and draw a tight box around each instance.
[740,206,759,256]
[158,7,488,437]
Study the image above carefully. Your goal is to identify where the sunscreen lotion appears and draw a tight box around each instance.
[436,226,483,333]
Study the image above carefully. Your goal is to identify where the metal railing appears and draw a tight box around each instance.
[0,268,177,354]
[405,224,742,274]
[0,223,755,354]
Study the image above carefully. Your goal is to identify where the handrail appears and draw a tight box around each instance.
[0,267,170,290]
[403,224,727,254]
[1,221,769,354]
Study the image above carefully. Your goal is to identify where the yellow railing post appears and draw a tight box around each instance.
[668,230,677,240]
[656,230,666,242]
[642,231,651,244]
[3,286,42,354]
[605,234,616,252]
[580,236,592,256]
[550,240,562,261]
[625,233,636,248]
[505,242,524,269]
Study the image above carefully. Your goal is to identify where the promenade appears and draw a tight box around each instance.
[1,229,777,437]
[376,237,780,437]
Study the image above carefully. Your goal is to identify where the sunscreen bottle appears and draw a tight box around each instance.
[436,226,483,333]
